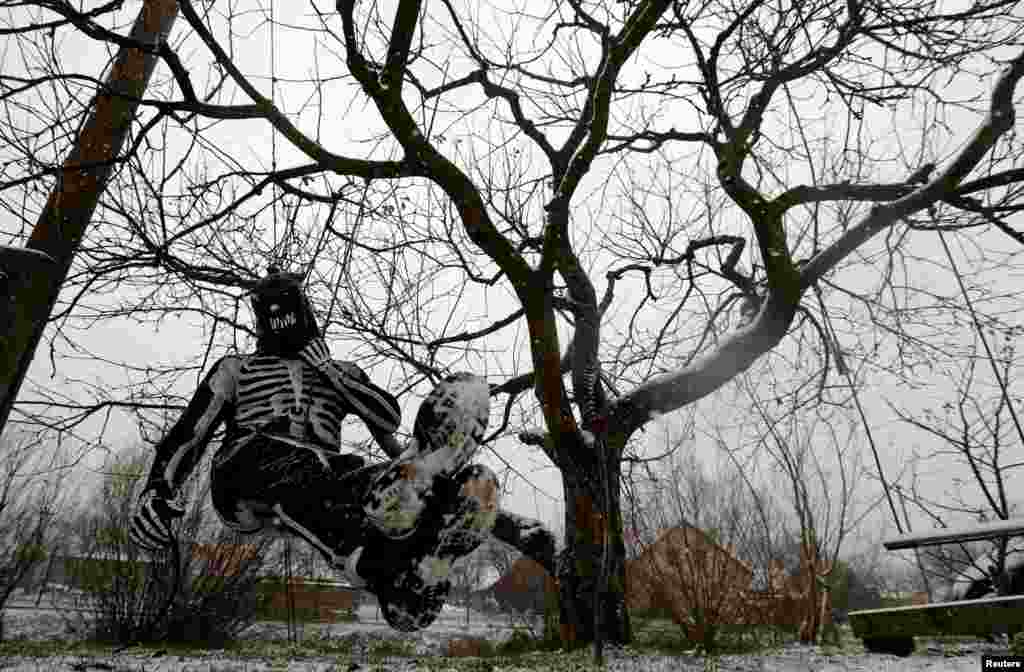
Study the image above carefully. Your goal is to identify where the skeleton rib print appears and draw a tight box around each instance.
[153,353,400,495]
[236,356,350,446]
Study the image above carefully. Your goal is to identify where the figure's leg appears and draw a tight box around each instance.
[362,373,490,539]
[349,373,490,583]
[337,373,508,631]
[372,463,500,632]
[490,510,558,577]
[430,463,501,558]
[210,437,382,567]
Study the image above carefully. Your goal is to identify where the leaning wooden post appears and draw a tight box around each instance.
[0,0,180,436]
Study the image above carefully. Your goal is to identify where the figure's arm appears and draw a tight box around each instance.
[297,340,403,459]
[145,356,238,493]
[328,361,403,459]
[132,356,237,551]
[369,422,403,460]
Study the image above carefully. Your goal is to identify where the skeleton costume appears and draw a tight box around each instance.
[130,268,553,632]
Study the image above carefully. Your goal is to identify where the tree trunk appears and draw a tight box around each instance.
[558,456,631,646]
[0,0,179,435]
[797,541,829,644]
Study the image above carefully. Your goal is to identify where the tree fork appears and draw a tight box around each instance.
[0,0,179,436]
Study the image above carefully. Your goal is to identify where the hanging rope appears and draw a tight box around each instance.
[269,0,280,261]
[285,537,297,643]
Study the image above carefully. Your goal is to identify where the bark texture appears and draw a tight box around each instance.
[0,0,179,434]
[558,453,630,646]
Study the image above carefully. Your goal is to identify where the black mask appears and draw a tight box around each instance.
[251,267,320,355]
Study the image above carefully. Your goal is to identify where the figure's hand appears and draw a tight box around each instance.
[299,338,363,379]
[129,481,184,553]
[298,338,400,437]
[297,337,332,372]
[335,360,364,379]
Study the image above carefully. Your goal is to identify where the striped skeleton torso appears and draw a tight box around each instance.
[152,350,400,492]
[233,354,349,447]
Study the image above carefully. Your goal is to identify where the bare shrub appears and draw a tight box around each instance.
[64,448,274,646]
[625,447,774,652]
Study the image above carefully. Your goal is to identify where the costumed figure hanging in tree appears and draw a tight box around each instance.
[130,267,554,632]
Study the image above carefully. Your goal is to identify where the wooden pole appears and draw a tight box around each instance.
[0,0,180,436]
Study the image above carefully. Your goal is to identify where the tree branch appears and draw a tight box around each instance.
[801,48,1024,289]
[616,47,1024,442]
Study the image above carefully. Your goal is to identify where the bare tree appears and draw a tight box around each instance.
[624,445,776,652]
[731,387,882,642]
[890,314,1024,601]
[0,430,76,638]
[3,0,1024,647]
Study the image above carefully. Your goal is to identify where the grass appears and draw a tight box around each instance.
[0,639,110,658]
[417,648,633,672]
[108,638,615,672]
[225,636,357,660]
[0,626,677,672]
[628,615,811,656]
[0,611,944,672]
[0,631,981,672]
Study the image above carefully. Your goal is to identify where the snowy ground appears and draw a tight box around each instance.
[1,597,537,652]
[0,594,1015,671]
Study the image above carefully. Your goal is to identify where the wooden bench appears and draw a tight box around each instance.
[848,518,1024,656]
